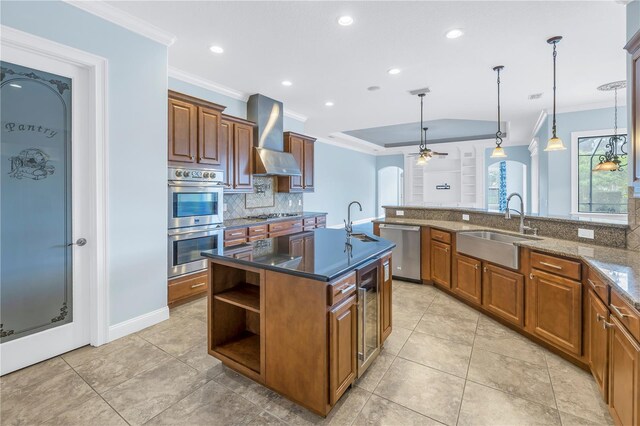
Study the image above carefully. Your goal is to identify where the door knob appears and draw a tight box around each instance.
[68,238,87,247]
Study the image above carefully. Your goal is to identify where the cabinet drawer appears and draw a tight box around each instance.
[268,219,303,233]
[168,271,208,305]
[248,224,267,237]
[247,235,265,242]
[587,268,610,305]
[328,272,357,306]
[431,228,451,244]
[224,239,246,247]
[304,217,316,226]
[316,216,326,225]
[610,290,640,342]
[224,227,248,240]
[304,226,315,231]
[531,251,581,281]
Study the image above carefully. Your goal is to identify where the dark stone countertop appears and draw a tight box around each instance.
[374,217,640,310]
[202,228,395,282]
[223,212,327,230]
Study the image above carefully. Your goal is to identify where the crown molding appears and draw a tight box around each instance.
[530,109,548,141]
[63,1,176,46]
[168,67,308,123]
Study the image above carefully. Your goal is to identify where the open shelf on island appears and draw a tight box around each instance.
[215,283,260,313]
[215,331,260,373]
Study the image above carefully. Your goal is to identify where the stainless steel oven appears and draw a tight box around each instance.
[168,167,224,229]
[168,225,224,278]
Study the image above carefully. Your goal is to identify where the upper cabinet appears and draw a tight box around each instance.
[626,30,640,183]
[278,132,315,193]
[168,91,255,193]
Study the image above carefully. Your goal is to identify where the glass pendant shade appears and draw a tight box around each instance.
[491,146,507,158]
[544,136,566,151]
[416,154,428,166]
[596,161,619,171]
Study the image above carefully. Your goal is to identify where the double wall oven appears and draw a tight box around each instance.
[168,167,224,278]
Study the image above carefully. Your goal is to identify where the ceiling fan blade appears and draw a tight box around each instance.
[432,152,449,156]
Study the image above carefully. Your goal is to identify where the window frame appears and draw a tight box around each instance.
[570,128,628,220]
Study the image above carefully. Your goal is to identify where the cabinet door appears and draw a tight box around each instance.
[289,136,304,191]
[289,237,304,257]
[303,139,314,191]
[530,269,582,355]
[587,289,609,400]
[233,122,253,191]
[430,240,451,288]
[482,263,524,326]
[453,254,481,305]
[198,106,222,165]
[168,98,197,163]
[608,316,640,426]
[380,255,392,343]
[220,119,233,188]
[329,295,357,406]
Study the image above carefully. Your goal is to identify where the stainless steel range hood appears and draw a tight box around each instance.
[247,94,302,176]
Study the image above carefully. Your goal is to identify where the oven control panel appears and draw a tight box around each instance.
[168,167,224,184]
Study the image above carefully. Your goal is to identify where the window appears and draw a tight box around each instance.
[576,134,628,214]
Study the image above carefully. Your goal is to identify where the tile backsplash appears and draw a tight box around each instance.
[224,176,303,219]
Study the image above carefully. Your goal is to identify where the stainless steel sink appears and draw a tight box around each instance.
[350,233,378,243]
[456,231,539,269]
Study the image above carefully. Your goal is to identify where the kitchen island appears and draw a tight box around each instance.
[201,228,395,416]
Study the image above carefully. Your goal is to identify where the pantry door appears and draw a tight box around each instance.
[0,34,101,375]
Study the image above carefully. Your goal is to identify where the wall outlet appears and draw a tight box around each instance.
[462,214,470,221]
[578,228,595,239]
[223,203,227,212]
[396,210,405,216]
[289,200,292,207]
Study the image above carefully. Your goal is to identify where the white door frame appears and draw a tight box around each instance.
[1,26,109,372]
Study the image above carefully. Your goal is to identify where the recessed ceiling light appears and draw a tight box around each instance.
[9,83,22,89]
[445,28,464,39]
[338,16,354,26]
[209,45,224,54]
[387,68,401,75]
[325,101,334,107]
[367,86,381,91]
[281,80,292,87]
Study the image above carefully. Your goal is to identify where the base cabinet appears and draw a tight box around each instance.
[380,254,392,343]
[608,316,640,426]
[430,240,451,288]
[482,263,524,327]
[587,289,610,400]
[530,269,582,356]
[329,295,357,405]
[453,254,482,305]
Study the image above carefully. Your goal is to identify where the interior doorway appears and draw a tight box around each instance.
[377,166,404,217]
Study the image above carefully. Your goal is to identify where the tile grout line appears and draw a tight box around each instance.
[368,392,449,426]
[60,356,132,426]
[454,307,481,426]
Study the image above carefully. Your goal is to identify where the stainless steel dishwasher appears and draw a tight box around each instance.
[378,224,421,282]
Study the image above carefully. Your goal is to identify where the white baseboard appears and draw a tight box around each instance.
[328,216,377,229]
[108,306,169,342]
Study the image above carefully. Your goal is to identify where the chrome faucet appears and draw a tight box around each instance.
[345,201,363,236]
[504,192,536,235]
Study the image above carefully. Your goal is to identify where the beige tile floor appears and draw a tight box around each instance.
[1,281,614,426]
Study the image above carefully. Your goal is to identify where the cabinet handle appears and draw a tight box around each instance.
[611,304,631,319]
[191,283,206,289]
[340,284,356,294]
[602,320,614,330]
[445,248,449,252]
[483,266,488,273]
[474,264,479,270]
[529,273,535,280]
[587,279,606,289]
[596,313,605,323]
[539,261,562,270]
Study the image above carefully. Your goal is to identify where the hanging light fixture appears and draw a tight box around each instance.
[593,81,627,172]
[491,65,507,158]
[545,36,566,151]
[416,93,433,166]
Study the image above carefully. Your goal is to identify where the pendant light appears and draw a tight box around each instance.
[491,65,507,158]
[545,36,566,151]
[593,81,627,172]
[416,93,432,166]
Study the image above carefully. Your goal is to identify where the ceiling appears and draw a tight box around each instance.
[107,1,628,150]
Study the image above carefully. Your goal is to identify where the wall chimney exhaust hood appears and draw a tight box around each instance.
[247,94,302,176]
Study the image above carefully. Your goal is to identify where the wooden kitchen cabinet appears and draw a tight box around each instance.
[278,132,315,192]
[482,263,524,327]
[530,268,582,356]
[329,294,357,405]
[608,316,640,426]
[430,240,451,288]
[197,106,223,165]
[624,29,640,183]
[380,253,392,343]
[219,115,255,192]
[453,254,482,305]
[168,97,197,163]
[587,288,609,400]
[168,270,208,307]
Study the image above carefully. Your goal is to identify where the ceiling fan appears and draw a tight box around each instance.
[415,94,448,165]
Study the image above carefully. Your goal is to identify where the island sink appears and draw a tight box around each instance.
[349,233,378,243]
[456,231,538,269]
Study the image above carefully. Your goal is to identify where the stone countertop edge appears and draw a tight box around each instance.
[223,212,328,230]
[374,217,640,311]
